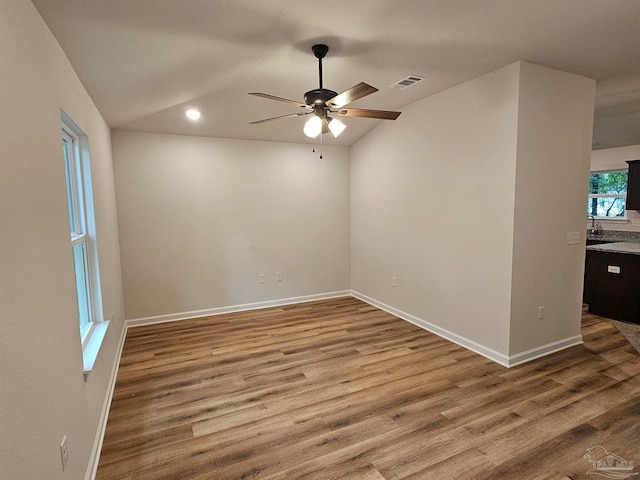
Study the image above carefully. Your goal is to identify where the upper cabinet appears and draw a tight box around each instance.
[627,160,640,210]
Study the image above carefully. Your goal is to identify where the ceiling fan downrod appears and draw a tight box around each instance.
[304,45,337,108]
[312,44,329,89]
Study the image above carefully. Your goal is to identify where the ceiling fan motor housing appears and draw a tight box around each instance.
[304,88,338,107]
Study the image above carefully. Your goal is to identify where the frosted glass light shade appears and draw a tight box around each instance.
[328,118,346,137]
[303,115,322,138]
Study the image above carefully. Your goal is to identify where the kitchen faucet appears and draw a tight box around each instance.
[587,215,602,235]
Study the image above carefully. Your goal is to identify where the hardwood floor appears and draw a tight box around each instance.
[96,297,640,479]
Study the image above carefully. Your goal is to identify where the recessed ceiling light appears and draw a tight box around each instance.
[185,109,201,120]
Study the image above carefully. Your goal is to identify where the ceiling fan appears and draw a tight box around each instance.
[249,44,401,139]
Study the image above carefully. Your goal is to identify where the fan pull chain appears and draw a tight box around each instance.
[311,134,323,159]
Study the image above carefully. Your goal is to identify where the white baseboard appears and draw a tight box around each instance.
[506,335,583,367]
[350,290,511,366]
[84,320,128,480]
[126,290,352,328]
[350,290,582,368]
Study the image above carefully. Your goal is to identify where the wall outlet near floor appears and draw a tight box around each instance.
[538,306,545,320]
[259,273,266,283]
[60,436,69,471]
[391,276,397,287]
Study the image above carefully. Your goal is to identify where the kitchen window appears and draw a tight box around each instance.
[587,170,628,219]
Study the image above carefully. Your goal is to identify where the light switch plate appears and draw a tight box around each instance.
[567,232,581,245]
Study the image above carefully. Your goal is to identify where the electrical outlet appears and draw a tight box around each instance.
[60,436,69,471]
[276,272,283,282]
[538,306,545,320]
[391,276,397,287]
[259,274,266,283]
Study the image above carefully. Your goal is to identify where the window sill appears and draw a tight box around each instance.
[82,320,109,380]
[593,217,629,223]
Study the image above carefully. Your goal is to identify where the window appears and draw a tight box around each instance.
[587,170,628,219]
[61,113,104,360]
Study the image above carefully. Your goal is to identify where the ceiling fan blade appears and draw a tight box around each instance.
[325,82,378,108]
[250,112,311,125]
[249,92,308,108]
[337,108,401,120]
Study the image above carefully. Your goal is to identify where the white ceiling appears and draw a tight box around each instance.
[32,0,640,148]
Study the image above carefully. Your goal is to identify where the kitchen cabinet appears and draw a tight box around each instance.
[627,160,640,210]
[586,239,611,246]
[584,249,640,325]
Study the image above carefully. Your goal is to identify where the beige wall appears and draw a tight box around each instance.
[351,62,595,363]
[112,131,351,320]
[0,1,125,478]
[590,144,640,232]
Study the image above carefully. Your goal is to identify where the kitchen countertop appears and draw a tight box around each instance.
[586,242,640,256]
[587,233,640,244]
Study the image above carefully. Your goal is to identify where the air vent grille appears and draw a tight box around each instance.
[390,75,426,89]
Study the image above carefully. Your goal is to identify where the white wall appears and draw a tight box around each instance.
[0,1,125,478]
[590,144,640,231]
[111,131,351,320]
[509,63,595,355]
[351,63,521,356]
[351,62,595,363]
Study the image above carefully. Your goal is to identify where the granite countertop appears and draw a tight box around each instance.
[586,230,640,245]
[586,242,640,256]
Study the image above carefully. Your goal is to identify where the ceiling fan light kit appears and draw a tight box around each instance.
[303,115,323,138]
[328,117,346,137]
[249,44,401,150]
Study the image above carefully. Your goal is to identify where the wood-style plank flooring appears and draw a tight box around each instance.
[96,297,640,479]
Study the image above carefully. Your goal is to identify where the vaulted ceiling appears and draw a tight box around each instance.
[32,0,640,148]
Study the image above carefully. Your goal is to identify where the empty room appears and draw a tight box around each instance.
[2,1,640,479]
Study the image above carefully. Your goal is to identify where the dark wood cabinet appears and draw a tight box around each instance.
[627,160,640,210]
[586,239,612,246]
[585,250,640,325]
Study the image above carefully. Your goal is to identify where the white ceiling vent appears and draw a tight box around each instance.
[390,75,426,89]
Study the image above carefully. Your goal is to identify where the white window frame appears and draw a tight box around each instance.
[62,112,107,375]
[62,127,94,341]
[588,169,628,221]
